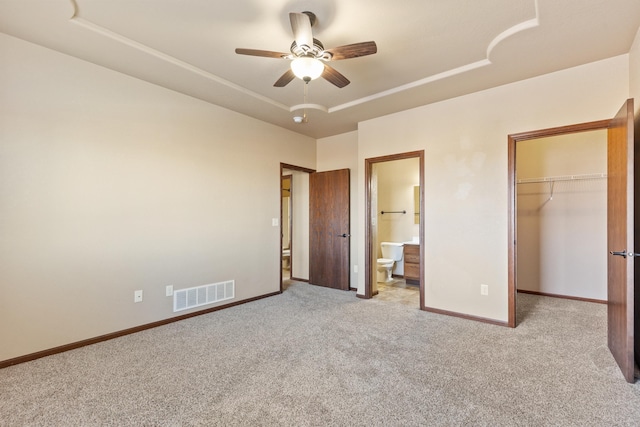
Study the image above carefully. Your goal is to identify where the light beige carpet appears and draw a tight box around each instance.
[1,281,640,426]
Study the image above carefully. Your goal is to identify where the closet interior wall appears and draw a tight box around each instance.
[516,130,607,301]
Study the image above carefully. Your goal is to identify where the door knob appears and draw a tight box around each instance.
[338,233,350,238]
[609,250,640,258]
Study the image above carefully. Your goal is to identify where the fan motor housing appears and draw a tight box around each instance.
[290,38,330,59]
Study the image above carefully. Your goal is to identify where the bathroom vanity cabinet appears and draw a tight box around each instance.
[403,243,420,285]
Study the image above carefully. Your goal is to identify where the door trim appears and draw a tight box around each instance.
[365,150,425,309]
[507,119,610,327]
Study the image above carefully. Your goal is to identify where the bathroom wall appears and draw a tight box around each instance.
[356,55,629,322]
[516,131,607,300]
[0,34,316,362]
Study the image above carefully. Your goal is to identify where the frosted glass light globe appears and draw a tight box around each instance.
[291,57,324,82]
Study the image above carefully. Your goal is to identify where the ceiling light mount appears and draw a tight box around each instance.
[301,11,317,27]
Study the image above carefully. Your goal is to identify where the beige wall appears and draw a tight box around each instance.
[0,34,315,361]
[357,55,629,322]
[516,131,607,300]
[316,131,358,287]
[3,27,638,362]
[631,27,640,112]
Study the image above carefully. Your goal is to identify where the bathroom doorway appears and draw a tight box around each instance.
[365,150,425,309]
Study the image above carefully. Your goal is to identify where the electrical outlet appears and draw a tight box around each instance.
[353,265,358,273]
[272,218,278,227]
[166,285,173,297]
[480,284,489,296]
[134,290,143,303]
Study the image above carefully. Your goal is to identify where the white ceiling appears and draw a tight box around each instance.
[2,0,640,138]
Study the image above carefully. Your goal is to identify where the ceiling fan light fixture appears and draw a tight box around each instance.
[290,57,324,82]
[235,11,376,88]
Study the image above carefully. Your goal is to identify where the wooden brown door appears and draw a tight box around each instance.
[607,98,635,383]
[309,169,350,290]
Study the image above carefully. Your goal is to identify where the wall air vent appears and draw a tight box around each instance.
[173,280,234,312]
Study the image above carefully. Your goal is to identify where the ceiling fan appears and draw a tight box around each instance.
[235,11,377,88]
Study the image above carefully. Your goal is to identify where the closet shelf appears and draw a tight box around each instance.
[517,172,607,184]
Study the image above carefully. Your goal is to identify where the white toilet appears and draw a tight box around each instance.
[377,242,404,283]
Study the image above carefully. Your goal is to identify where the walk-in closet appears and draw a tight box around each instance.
[516,129,607,301]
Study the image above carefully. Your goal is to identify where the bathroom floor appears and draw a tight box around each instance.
[376,279,420,307]
[282,271,419,308]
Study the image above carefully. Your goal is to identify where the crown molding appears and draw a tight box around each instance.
[67,0,540,117]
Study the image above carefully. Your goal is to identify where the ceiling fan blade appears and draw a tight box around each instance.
[289,12,313,49]
[321,64,350,88]
[274,69,296,87]
[235,48,290,59]
[325,41,377,61]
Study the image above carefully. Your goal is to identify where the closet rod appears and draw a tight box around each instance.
[516,172,606,184]
[380,210,407,215]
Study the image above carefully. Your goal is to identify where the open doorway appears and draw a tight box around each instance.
[516,129,608,304]
[280,163,314,292]
[281,174,292,282]
[508,103,638,383]
[365,151,425,309]
[507,119,610,326]
[279,163,351,293]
